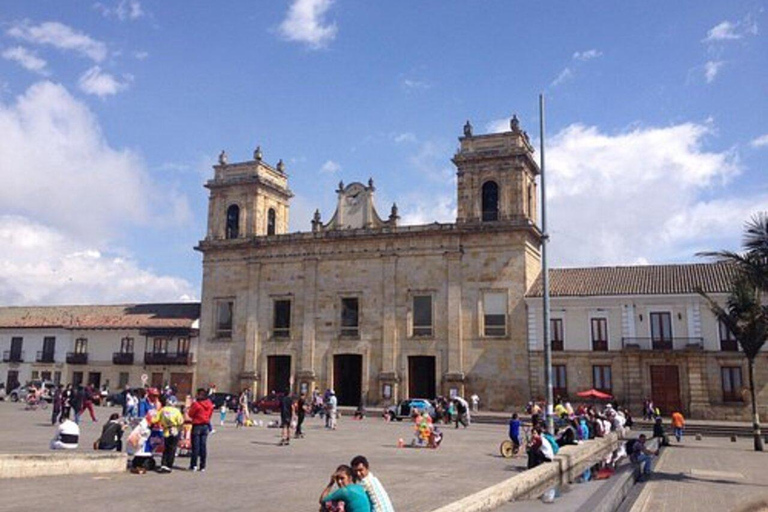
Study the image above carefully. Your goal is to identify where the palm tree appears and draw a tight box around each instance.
[699,277,768,451]
[698,212,768,452]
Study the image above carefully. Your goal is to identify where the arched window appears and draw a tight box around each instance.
[481,181,499,222]
[267,208,276,236]
[225,204,240,239]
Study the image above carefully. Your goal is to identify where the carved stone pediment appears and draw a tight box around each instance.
[314,179,397,231]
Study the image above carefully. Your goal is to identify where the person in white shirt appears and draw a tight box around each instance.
[470,393,480,413]
[50,418,80,450]
[351,455,394,512]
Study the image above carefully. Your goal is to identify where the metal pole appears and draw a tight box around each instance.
[539,94,554,435]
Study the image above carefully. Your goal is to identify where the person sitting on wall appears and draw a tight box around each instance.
[97,413,125,451]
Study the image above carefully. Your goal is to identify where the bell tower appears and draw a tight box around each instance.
[452,116,539,226]
[204,146,293,240]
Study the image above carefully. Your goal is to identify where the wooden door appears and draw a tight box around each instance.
[333,354,362,406]
[267,355,291,395]
[170,372,193,399]
[650,365,682,416]
[408,356,436,399]
[151,372,164,388]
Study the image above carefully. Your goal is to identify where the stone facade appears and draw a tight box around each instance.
[196,121,542,408]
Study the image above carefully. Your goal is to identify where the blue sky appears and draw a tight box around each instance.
[0,0,766,305]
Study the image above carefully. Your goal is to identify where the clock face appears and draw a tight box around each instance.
[342,185,365,228]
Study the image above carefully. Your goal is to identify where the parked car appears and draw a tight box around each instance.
[9,380,56,403]
[385,398,436,422]
[208,392,240,412]
[251,393,284,414]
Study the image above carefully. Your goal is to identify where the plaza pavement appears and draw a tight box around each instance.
[0,401,523,512]
[629,435,768,512]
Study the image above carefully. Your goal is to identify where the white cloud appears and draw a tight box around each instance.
[7,20,108,62]
[402,78,430,90]
[551,67,573,87]
[134,51,149,60]
[0,81,187,239]
[94,0,145,21]
[278,0,338,49]
[399,192,455,226]
[544,122,764,266]
[1,46,49,75]
[703,17,758,42]
[573,49,602,61]
[393,132,417,144]
[751,134,768,148]
[320,160,341,173]
[0,216,195,305]
[78,66,131,97]
[704,60,724,83]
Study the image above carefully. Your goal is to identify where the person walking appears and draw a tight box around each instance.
[155,395,184,473]
[187,388,214,472]
[671,410,685,443]
[295,393,307,438]
[326,391,338,430]
[60,384,73,420]
[51,385,63,425]
[453,397,469,429]
[279,394,295,446]
[350,455,394,512]
[71,385,85,424]
[470,393,480,413]
[81,385,98,422]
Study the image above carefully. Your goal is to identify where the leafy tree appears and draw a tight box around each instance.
[698,212,768,452]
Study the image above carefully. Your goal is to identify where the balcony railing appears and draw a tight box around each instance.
[66,352,88,364]
[36,351,55,363]
[112,352,135,365]
[144,351,193,365]
[622,337,704,350]
[2,351,24,363]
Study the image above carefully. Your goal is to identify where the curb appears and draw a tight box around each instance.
[0,452,127,479]
[429,434,620,512]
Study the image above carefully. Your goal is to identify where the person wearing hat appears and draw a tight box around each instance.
[154,395,184,473]
[326,390,338,430]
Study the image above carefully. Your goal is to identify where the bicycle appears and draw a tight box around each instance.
[24,396,48,411]
[500,426,530,458]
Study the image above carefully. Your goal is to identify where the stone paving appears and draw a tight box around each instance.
[630,435,768,512]
[0,401,525,512]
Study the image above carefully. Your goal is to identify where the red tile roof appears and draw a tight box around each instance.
[0,303,200,329]
[526,262,738,297]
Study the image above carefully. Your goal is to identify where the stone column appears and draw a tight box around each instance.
[241,261,261,395]
[686,351,709,417]
[444,248,465,395]
[379,253,399,402]
[297,257,319,392]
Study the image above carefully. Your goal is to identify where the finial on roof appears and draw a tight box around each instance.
[338,180,344,192]
[311,209,322,232]
[389,203,399,227]
[276,159,285,173]
[218,150,228,165]
[368,177,375,191]
[510,115,520,133]
[254,145,263,161]
[463,120,473,137]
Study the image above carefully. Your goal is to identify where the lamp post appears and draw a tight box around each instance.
[539,94,554,435]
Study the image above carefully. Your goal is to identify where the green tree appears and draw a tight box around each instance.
[698,212,768,452]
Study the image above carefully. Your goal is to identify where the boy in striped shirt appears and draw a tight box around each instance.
[351,455,395,512]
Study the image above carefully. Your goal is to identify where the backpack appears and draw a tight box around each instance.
[625,438,638,456]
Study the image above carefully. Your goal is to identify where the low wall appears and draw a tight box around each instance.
[0,452,127,479]
[430,433,620,512]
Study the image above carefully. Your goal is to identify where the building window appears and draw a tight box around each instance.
[721,366,743,402]
[177,337,190,354]
[553,365,567,399]
[650,312,673,349]
[74,338,88,354]
[593,365,612,393]
[551,319,564,351]
[483,292,507,337]
[152,338,168,354]
[42,336,56,358]
[341,297,359,337]
[591,318,608,351]
[267,208,276,236]
[41,371,51,381]
[481,181,499,222]
[273,299,291,338]
[53,371,61,385]
[10,337,23,361]
[216,300,234,338]
[225,204,240,239]
[31,370,39,380]
[120,337,134,354]
[719,320,738,352]
[412,295,433,337]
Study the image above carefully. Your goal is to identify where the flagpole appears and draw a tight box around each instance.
[539,94,554,435]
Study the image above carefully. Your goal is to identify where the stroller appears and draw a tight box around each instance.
[126,418,165,471]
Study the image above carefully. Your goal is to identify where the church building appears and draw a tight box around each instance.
[195,118,542,408]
